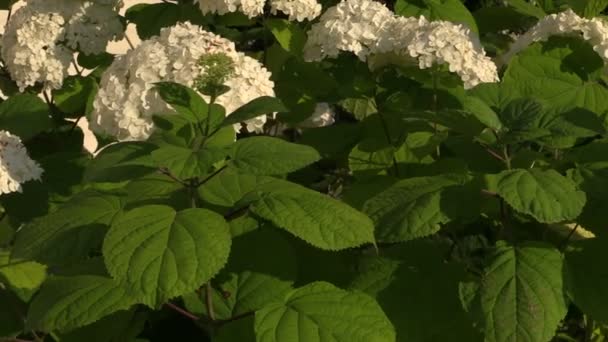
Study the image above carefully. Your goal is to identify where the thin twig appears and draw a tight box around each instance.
[196,165,227,187]
[560,224,580,251]
[71,56,82,75]
[158,168,189,186]
[4,4,12,32]
[205,283,216,321]
[481,189,498,197]
[165,302,200,321]
[124,34,136,50]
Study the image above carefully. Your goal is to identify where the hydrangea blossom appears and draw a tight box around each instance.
[303,0,498,89]
[270,0,322,22]
[2,0,124,91]
[298,103,336,128]
[501,9,608,66]
[196,0,265,18]
[90,22,275,141]
[0,131,43,195]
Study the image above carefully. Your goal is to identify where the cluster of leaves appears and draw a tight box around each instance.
[3,0,608,341]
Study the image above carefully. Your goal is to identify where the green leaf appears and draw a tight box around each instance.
[188,228,297,319]
[103,205,231,307]
[250,179,376,250]
[220,96,287,128]
[340,97,378,120]
[265,19,306,54]
[503,37,608,115]
[351,240,481,342]
[395,0,478,33]
[230,137,321,175]
[487,169,586,223]
[154,82,209,123]
[0,93,51,140]
[216,316,255,342]
[198,168,277,207]
[0,251,47,294]
[471,242,568,342]
[11,191,122,266]
[85,142,156,183]
[53,76,97,116]
[362,175,477,242]
[123,173,188,209]
[565,237,608,323]
[504,0,546,18]
[58,309,147,342]
[27,276,137,332]
[151,145,228,179]
[255,281,396,342]
[568,0,608,17]
[463,96,503,131]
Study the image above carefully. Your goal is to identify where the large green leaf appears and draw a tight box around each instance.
[27,276,137,332]
[58,309,147,342]
[503,37,608,115]
[151,145,228,179]
[220,96,287,128]
[265,19,307,54]
[186,228,297,320]
[198,168,277,207]
[362,175,478,242]
[154,82,209,123]
[351,240,481,342]
[53,75,97,116]
[0,93,51,140]
[255,281,396,342]
[250,180,376,250]
[85,142,156,183]
[565,237,608,323]
[395,0,478,33]
[230,136,321,175]
[470,242,568,342]
[11,191,122,266]
[487,169,586,223]
[0,251,47,297]
[103,205,231,307]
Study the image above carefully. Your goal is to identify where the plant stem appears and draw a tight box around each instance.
[216,311,255,327]
[196,165,227,187]
[205,283,216,321]
[165,302,200,321]
[502,145,512,170]
[158,168,188,186]
[560,224,579,251]
[377,111,400,177]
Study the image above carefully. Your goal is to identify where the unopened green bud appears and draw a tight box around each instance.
[194,53,235,97]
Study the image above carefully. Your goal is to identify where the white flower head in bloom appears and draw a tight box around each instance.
[2,0,124,91]
[304,0,395,61]
[270,0,322,22]
[501,9,608,67]
[0,131,43,195]
[196,0,265,18]
[304,0,498,89]
[298,103,336,128]
[90,22,275,141]
[405,18,499,88]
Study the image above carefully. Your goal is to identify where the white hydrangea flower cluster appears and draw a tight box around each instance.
[196,0,266,18]
[270,0,322,22]
[2,0,124,91]
[304,0,498,89]
[0,131,43,195]
[90,22,275,141]
[501,9,608,66]
[298,103,336,128]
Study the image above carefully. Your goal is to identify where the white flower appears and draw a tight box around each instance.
[298,103,335,128]
[501,9,608,67]
[304,0,395,61]
[303,0,498,89]
[90,22,275,141]
[196,0,265,18]
[2,0,123,91]
[270,0,322,22]
[0,131,43,195]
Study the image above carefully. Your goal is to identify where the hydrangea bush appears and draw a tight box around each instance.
[2,0,608,341]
